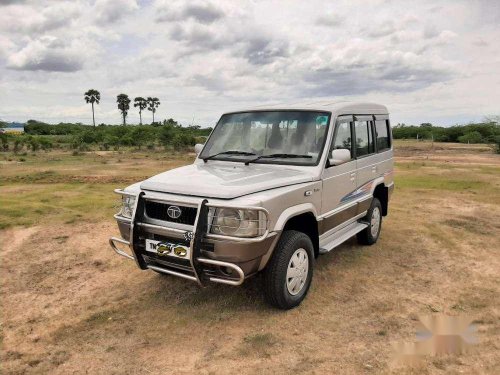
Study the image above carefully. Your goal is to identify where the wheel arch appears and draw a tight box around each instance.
[281,212,319,257]
[373,183,389,216]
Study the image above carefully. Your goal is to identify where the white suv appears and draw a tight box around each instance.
[110,101,394,309]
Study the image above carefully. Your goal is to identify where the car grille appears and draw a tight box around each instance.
[144,201,197,225]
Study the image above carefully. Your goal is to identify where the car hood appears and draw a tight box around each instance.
[140,162,315,199]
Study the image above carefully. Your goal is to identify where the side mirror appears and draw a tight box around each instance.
[194,143,204,155]
[329,149,351,166]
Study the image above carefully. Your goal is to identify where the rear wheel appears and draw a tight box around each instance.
[263,230,314,310]
[357,198,382,245]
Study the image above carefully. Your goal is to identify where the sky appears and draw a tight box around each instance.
[0,0,499,127]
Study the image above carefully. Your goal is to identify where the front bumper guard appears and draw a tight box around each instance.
[108,237,245,286]
[109,236,134,260]
[111,190,268,287]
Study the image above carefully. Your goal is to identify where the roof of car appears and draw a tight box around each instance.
[228,101,388,115]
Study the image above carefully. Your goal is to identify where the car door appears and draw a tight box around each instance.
[320,115,357,235]
[353,115,377,214]
[373,114,394,186]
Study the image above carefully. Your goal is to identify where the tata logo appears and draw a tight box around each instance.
[167,206,182,219]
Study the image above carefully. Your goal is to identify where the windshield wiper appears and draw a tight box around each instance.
[245,153,312,165]
[203,150,257,162]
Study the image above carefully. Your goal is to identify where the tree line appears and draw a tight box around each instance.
[0,119,212,153]
[84,89,161,126]
[392,119,499,147]
[2,115,499,153]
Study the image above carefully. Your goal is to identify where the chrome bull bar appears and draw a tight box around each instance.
[197,258,245,286]
[146,259,245,286]
[111,190,246,286]
[109,235,245,286]
[109,237,134,260]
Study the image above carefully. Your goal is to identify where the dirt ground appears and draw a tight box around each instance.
[1,142,499,374]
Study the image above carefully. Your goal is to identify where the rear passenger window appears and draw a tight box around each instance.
[354,120,375,157]
[375,120,390,151]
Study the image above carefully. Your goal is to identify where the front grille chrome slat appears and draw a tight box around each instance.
[145,201,197,226]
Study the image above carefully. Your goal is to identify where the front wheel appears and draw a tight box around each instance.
[263,230,314,310]
[357,197,382,245]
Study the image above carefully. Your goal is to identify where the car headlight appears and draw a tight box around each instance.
[119,195,136,218]
[209,208,266,238]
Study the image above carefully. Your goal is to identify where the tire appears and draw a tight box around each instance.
[263,230,314,310]
[357,197,382,245]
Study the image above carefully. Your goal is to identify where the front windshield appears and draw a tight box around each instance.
[200,111,331,166]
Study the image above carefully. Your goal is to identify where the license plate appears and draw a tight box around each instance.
[145,239,190,259]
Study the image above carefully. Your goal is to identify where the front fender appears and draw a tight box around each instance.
[273,203,318,232]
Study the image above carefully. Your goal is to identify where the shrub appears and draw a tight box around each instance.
[393,122,499,143]
[27,137,40,151]
[458,131,483,144]
[494,135,500,154]
[38,137,53,150]
[13,139,23,153]
[0,133,9,151]
[159,124,175,146]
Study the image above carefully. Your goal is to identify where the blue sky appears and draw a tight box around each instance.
[0,0,499,127]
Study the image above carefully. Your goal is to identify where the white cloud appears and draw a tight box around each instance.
[316,13,343,28]
[0,35,16,59]
[0,0,498,126]
[365,20,397,38]
[0,2,82,35]
[6,36,88,72]
[94,0,139,23]
[156,0,225,24]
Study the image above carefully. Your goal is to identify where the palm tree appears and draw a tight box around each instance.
[147,97,161,124]
[134,97,147,125]
[116,94,131,126]
[84,89,100,127]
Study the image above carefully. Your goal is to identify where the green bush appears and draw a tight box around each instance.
[38,137,53,150]
[393,122,499,144]
[494,135,500,154]
[13,139,24,153]
[159,124,175,146]
[0,133,10,151]
[27,136,40,151]
[458,131,483,144]
[23,120,210,151]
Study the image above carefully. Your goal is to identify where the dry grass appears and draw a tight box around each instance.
[0,150,193,228]
[1,142,499,374]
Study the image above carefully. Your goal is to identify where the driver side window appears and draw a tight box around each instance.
[332,120,353,159]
